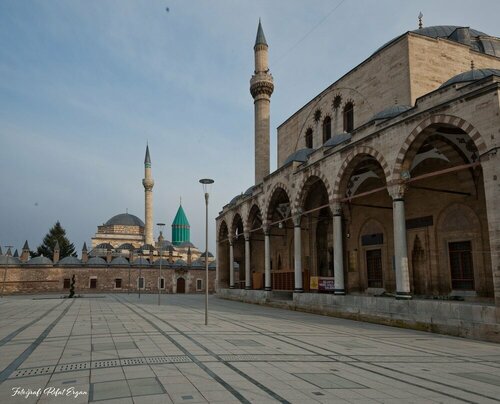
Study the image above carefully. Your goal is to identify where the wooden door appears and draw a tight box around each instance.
[177,277,186,293]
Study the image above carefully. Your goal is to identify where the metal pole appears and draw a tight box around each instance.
[128,265,130,294]
[158,247,162,305]
[205,192,209,326]
[138,267,142,299]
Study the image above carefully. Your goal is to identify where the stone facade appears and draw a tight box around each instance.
[216,21,500,324]
[0,265,215,295]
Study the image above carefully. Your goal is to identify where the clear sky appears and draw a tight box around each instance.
[1,0,499,255]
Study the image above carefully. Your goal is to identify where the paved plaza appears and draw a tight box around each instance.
[0,294,499,403]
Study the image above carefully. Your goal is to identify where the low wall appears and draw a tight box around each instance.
[216,289,500,343]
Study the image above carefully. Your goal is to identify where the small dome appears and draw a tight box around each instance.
[157,240,173,250]
[440,68,500,88]
[191,259,204,268]
[174,259,187,266]
[140,244,156,251]
[118,243,135,250]
[87,257,107,267]
[243,186,255,197]
[152,258,170,267]
[105,213,145,227]
[208,261,217,269]
[324,132,352,148]
[25,256,53,266]
[0,255,21,265]
[371,105,412,121]
[282,148,314,166]
[178,241,195,249]
[200,251,214,258]
[229,194,243,205]
[110,256,130,266]
[56,256,82,266]
[132,257,151,267]
[95,243,114,250]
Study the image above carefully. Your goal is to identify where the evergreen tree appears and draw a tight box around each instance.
[35,221,76,260]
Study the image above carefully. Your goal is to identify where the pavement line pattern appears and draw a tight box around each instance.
[173,295,500,403]
[0,299,74,383]
[0,300,66,347]
[116,295,293,404]
[113,296,253,404]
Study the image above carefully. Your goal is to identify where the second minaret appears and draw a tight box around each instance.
[250,20,274,184]
[142,144,154,245]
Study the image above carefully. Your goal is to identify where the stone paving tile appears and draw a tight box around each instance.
[1,294,500,403]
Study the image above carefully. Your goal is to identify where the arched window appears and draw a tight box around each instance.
[343,102,354,132]
[305,128,313,148]
[322,116,332,143]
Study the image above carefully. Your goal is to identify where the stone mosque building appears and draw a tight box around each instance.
[216,20,500,341]
[0,145,215,295]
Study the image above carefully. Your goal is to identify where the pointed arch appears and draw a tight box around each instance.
[292,170,334,212]
[333,146,391,200]
[391,114,487,182]
[263,182,293,223]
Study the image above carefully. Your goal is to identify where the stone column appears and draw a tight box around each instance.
[390,186,411,299]
[480,154,500,306]
[264,225,271,291]
[244,232,251,290]
[229,240,234,289]
[332,203,345,295]
[294,212,303,292]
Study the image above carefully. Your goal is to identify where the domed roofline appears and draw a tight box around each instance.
[440,68,500,88]
[105,213,145,227]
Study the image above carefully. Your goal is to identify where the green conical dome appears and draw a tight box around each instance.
[172,204,190,245]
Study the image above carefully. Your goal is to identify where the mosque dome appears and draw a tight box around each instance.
[323,132,352,148]
[25,256,53,266]
[118,243,135,250]
[283,148,314,166]
[87,257,107,267]
[152,258,170,267]
[440,68,500,88]
[105,213,144,227]
[0,255,21,265]
[174,259,187,267]
[191,259,204,268]
[132,257,151,267]
[110,257,130,266]
[371,105,412,121]
[56,256,82,266]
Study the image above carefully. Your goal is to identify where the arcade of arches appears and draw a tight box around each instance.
[217,122,494,302]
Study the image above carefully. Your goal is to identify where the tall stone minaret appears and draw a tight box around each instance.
[142,144,154,245]
[250,19,274,184]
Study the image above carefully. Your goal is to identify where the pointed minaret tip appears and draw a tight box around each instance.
[23,240,29,250]
[144,144,151,166]
[82,242,88,252]
[255,18,268,47]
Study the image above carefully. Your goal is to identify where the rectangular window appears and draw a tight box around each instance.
[90,278,97,289]
[159,278,165,290]
[63,278,70,289]
[138,277,144,290]
[196,279,203,291]
[115,278,122,289]
[449,241,475,290]
[366,249,383,288]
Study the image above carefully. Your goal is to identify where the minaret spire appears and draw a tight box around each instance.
[250,19,274,184]
[142,144,154,245]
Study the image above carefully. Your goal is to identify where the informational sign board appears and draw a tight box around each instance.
[310,276,319,290]
[318,277,335,292]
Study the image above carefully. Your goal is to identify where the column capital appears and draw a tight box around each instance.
[244,232,250,241]
[330,201,343,216]
[262,223,270,235]
[292,209,303,227]
[388,183,406,200]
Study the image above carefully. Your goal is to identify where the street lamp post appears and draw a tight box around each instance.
[157,223,165,305]
[199,178,214,326]
[1,245,13,298]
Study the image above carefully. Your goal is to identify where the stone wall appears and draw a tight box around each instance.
[0,266,216,295]
[217,289,500,343]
